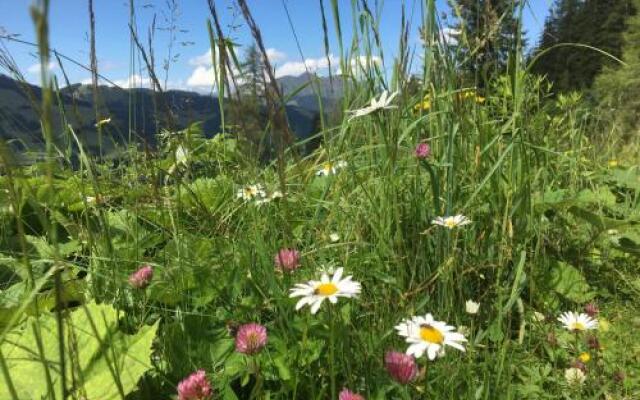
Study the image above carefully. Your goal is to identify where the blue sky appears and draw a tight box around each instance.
[0,1,551,92]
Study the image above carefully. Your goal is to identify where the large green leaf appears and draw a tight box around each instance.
[0,302,158,400]
[549,261,595,303]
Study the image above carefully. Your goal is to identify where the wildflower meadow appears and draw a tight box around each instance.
[0,0,639,399]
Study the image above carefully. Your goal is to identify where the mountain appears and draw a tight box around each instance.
[0,73,342,162]
[276,72,344,113]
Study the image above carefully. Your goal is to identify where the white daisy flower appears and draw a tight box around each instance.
[564,367,586,386]
[558,311,598,332]
[316,161,347,177]
[395,313,467,360]
[348,90,398,121]
[465,300,480,315]
[431,215,472,229]
[329,233,340,243]
[289,267,361,314]
[255,190,284,206]
[236,184,266,201]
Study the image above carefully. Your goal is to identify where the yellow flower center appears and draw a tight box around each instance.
[571,322,586,331]
[315,282,338,296]
[444,219,457,228]
[244,187,255,197]
[323,162,333,172]
[420,324,444,344]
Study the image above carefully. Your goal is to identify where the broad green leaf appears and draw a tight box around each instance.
[273,356,292,381]
[575,187,616,206]
[549,261,594,303]
[0,302,158,400]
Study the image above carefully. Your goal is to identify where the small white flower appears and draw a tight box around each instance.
[85,196,97,204]
[316,161,347,177]
[329,233,340,243]
[558,311,598,332]
[289,267,361,314]
[254,190,284,206]
[348,90,398,121]
[236,184,267,201]
[175,145,189,166]
[432,215,472,229]
[457,325,470,336]
[533,311,546,322]
[564,367,586,386]
[395,313,467,360]
[465,300,480,315]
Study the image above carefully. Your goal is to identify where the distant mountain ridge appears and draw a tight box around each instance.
[0,73,343,160]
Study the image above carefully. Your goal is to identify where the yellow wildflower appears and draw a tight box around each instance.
[579,352,591,363]
[414,97,432,111]
[95,117,111,128]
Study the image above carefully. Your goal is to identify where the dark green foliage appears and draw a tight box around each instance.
[532,0,635,92]
[455,0,523,85]
[594,0,640,139]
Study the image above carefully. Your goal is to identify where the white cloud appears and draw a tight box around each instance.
[335,55,383,75]
[189,47,287,69]
[186,65,215,88]
[189,49,213,67]
[186,47,287,89]
[265,48,286,63]
[441,28,460,44]
[185,49,378,87]
[27,61,57,74]
[112,74,152,88]
[350,55,382,68]
[275,54,338,77]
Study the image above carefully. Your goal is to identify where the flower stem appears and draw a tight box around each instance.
[422,161,441,215]
[329,309,336,400]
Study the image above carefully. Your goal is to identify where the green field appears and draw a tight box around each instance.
[0,1,639,399]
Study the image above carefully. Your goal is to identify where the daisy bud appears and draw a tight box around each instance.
[584,302,599,317]
[465,299,480,315]
[532,311,547,322]
[177,369,212,400]
[235,323,268,355]
[414,142,431,159]
[128,265,153,289]
[274,248,301,272]
[613,370,626,384]
[384,351,418,384]
[587,335,601,351]
[339,388,365,400]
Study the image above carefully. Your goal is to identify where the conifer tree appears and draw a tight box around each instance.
[456,0,522,86]
[532,0,633,92]
[594,0,640,139]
